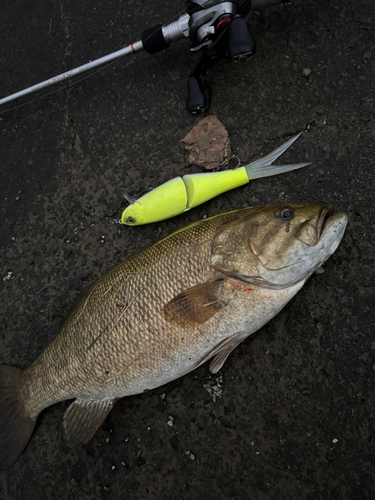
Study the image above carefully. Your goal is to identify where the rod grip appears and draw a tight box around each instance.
[142,25,169,54]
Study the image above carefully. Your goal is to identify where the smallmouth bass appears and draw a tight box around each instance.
[0,202,348,470]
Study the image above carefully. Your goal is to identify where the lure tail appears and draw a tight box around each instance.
[245,132,311,179]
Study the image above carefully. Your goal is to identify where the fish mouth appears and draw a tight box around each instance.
[317,203,334,240]
[297,203,335,246]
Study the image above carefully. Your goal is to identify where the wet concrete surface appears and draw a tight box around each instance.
[0,0,374,498]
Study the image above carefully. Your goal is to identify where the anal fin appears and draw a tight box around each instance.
[63,398,117,446]
[197,332,243,374]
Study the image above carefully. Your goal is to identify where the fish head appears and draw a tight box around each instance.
[211,202,348,288]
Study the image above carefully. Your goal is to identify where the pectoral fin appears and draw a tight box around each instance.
[163,280,226,328]
[63,398,117,446]
[197,332,243,374]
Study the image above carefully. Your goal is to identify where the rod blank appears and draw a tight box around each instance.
[0,40,144,107]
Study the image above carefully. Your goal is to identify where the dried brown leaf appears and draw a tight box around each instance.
[182,116,231,170]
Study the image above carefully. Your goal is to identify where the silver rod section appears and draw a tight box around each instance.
[0,40,144,107]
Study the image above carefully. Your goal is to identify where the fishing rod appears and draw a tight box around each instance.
[0,0,288,114]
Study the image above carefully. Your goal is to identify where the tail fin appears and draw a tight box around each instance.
[0,365,37,471]
[245,132,312,180]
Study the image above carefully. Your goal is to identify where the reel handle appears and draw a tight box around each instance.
[186,76,207,114]
[228,16,256,61]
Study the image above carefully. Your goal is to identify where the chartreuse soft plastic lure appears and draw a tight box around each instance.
[121,132,311,226]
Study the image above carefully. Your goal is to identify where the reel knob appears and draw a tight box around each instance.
[186,76,207,114]
[228,16,256,61]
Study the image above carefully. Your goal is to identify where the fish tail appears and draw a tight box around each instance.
[245,132,311,180]
[0,365,37,471]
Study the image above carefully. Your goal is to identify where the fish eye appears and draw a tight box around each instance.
[277,207,294,220]
[126,216,135,224]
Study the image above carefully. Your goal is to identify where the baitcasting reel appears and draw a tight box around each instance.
[141,0,288,113]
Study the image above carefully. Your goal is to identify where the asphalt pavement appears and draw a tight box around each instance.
[0,0,374,498]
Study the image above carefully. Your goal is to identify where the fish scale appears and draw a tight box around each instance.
[20,212,229,412]
[0,203,348,470]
